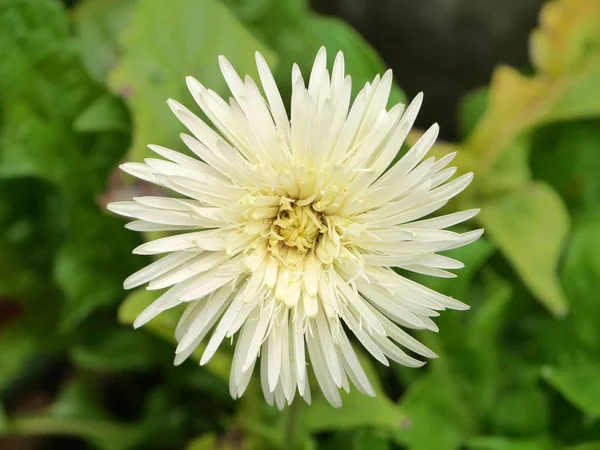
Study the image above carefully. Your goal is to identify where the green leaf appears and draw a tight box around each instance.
[396,268,512,450]
[531,120,600,210]
[118,288,180,340]
[477,182,569,316]
[529,0,600,76]
[534,212,600,367]
[352,428,390,450]
[560,213,600,352]
[70,325,160,372]
[0,0,138,333]
[542,365,600,417]
[465,64,600,179]
[567,443,600,450]
[458,87,489,139]
[0,0,106,194]
[395,367,474,450]
[1,378,139,450]
[466,435,556,450]
[477,136,532,197]
[73,93,130,133]
[118,287,232,380]
[490,384,549,435]
[54,206,142,331]
[72,0,139,83]
[321,428,390,450]
[0,322,37,391]
[0,402,7,432]
[469,270,513,345]
[49,377,110,421]
[305,350,406,433]
[186,433,218,450]
[109,0,277,162]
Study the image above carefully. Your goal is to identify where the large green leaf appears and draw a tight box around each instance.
[534,212,600,367]
[109,0,277,162]
[542,365,600,417]
[477,182,569,316]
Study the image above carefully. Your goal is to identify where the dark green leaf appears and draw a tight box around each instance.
[0,402,6,432]
[73,94,130,133]
[54,206,142,331]
[0,322,37,391]
[531,120,600,211]
[71,325,160,372]
[0,378,139,450]
[352,428,390,450]
[534,212,600,367]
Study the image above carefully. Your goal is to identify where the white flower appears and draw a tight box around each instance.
[108,47,482,409]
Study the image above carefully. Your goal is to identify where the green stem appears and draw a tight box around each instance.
[0,416,129,440]
[283,398,303,450]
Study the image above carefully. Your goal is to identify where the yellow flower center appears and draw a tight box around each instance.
[268,200,325,259]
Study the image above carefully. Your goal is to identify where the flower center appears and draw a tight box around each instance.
[268,200,325,258]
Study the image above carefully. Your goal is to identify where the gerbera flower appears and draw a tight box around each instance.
[108,47,482,408]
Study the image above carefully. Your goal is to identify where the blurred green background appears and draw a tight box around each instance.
[1,0,600,448]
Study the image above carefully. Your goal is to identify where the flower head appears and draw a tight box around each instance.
[108,47,482,408]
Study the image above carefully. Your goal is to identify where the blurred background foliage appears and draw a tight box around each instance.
[1,0,600,448]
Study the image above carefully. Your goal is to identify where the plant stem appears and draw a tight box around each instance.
[283,398,303,450]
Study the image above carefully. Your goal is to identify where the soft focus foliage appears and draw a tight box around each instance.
[1,0,600,448]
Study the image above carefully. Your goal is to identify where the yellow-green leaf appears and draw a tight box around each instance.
[530,0,600,76]
[477,183,569,316]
